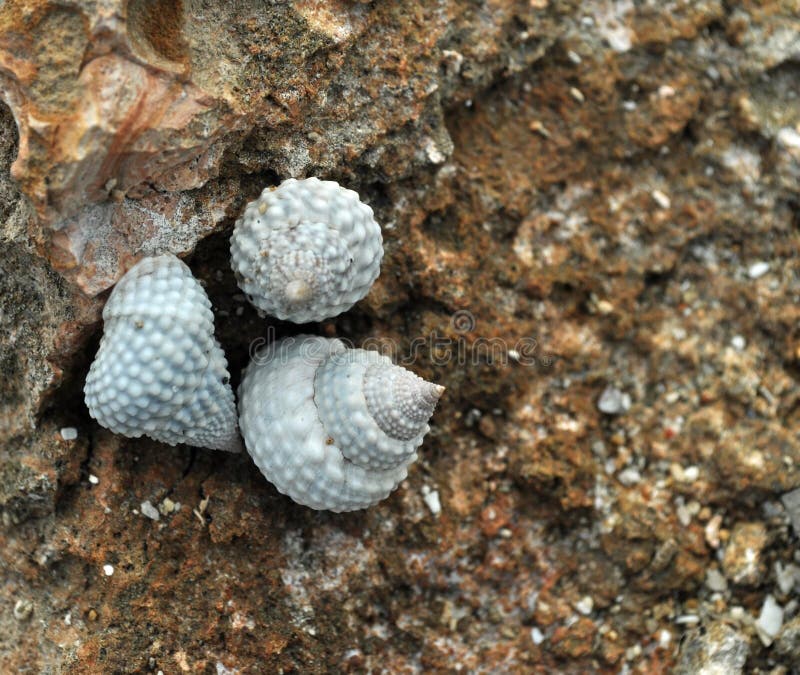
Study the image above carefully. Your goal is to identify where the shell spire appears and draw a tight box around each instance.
[238,335,443,511]
[230,177,383,323]
[363,362,444,442]
[84,255,241,453]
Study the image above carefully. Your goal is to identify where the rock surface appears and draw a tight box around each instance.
[676,621,750,675]
[2,1,800,672]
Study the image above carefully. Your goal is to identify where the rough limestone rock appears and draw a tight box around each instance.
[2,1,800,672]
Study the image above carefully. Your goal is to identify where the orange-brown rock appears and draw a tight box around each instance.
[2,1,800,673]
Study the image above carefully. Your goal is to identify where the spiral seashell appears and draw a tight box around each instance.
[230,177,383,323]
[84,254,241,453]
[238,335,444,511]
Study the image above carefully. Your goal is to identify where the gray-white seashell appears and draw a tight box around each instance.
[230,177,383,323]
[238,335,444,511]
[84,254,241,453]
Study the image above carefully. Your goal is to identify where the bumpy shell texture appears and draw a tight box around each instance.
[230,177,383,323]
[238,335,444,511]
[84,255,241,452]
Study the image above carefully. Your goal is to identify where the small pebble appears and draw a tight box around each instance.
[671,326,688,340]
[781,488,800,535]
[528,120,550,138]
[729,606,747,621]
[160,497,178,515]
[103,564,114,577]
[617,467,641,486]
[777,126,800,149]
[574,596,594,615]
[59,427,78,441]
[706,568,728,593]
[530,626,545,644]
[775,562,799,595]
[596,299,614,314]
[421,486,442,516]
[676,501,692,527]
[140,500,160,521]
[723,522,768,585]
[747,261,770,279]
[13,599,33,621]
[755,595,784,646]
[651,189,671,209]
[464,408,482,427]
[670,463,686,481]
[88,474,99,485]
[569,87,585,103]
[625,644,642,660]
[705,514,724,548]
[598,386,631,415]
[671,463,699,483]
[730,335,746,351]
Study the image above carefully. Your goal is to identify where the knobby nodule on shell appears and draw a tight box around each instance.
[84,254,241,453]
[230,177,383,323]
[238,335,444,512]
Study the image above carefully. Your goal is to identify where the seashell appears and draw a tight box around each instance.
[230,177,383,323]
[84,254,241,453]
[238,335,444,511]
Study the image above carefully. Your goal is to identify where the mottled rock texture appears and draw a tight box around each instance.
[2,1,800,672]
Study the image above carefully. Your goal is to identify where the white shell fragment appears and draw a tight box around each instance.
[84,255,241,452]
[230,177,383,323]
[238,335,444,511]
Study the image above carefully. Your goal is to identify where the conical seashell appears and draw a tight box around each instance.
[238,335,444,511]
[230,178,383,323]
[84,254,241,452]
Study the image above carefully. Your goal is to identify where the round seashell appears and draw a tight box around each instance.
[84,254,241,453]
[238,335,444,511]
[230,177,383,323]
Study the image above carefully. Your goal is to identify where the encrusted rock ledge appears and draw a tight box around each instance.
[2,1,800,672]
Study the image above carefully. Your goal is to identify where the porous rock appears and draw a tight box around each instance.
[2,1,800,673]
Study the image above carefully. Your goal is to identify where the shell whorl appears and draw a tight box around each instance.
[84,255,241,453]
[364,362,445,441]
[230,178,383,323]
[238,335,444,511]
[313,351,443,470]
